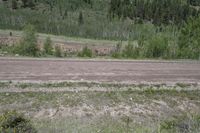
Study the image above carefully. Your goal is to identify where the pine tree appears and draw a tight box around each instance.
[21,0,35,8]
[21,0,28,7]
[19,24,38,56]
[78,11,84,25]
[11,0,17,9]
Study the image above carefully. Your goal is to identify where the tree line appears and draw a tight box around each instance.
[109,0,200,25]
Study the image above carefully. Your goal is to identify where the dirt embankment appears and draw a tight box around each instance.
[0,33,115,56]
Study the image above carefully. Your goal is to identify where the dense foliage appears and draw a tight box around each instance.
[109,0,200,25]
[0,0,199,40]
[78,46,93,57]
[15,24,39,56]
[178,17,200,59]
[0,111,37,133]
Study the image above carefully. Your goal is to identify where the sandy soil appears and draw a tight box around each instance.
[0,57,200,85]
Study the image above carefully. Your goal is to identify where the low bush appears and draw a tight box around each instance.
[43,37,53,55]
[78,46,93,57]
[122,41,139,58]
[0,111,37,133]
[160,114,200,133]
[112,42,122,58]
[178,17,200,59]
[145,35,169,58]
[54,45,62,57]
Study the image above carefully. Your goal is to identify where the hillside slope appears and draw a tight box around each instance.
[0,0,199,40]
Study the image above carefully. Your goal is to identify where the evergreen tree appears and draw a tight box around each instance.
[11,0,18,9]
[21,0,35,8]
[19,24,38,56]
[78,11,84,25]
[108,0,198,25]
[21,0,28,7]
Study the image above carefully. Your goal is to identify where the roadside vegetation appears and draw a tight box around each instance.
[0,111,37,133]
[0,85,199,133]
[43,36,53,56]
[160,115,200,133]
[0,81,198,90]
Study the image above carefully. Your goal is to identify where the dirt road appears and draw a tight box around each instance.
[0,57,200,85]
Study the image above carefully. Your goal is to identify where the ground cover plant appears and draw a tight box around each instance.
[0,81,200,133]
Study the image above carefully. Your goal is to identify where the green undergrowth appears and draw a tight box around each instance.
[0,81,199,132]
[33,114,200,133]
[0,111,37,133]
[0,88,199,132]
[0,81,198,90]
[0,89,199,108]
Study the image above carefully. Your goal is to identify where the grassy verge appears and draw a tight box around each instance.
[0,81,199,132]
[0,85,200,132]
[0,81,198,90]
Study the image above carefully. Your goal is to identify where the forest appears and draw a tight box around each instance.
[0,0,200,59]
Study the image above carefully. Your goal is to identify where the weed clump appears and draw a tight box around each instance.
[54,45,62,57]
[0,111,37,133]
[160,115,200,133]
[78,46,93,57]
[43,36,53,55]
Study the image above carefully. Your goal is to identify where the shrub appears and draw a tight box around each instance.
[18,24,39,56]
[145,35,169,58]
[112,42,122,58]
[0,111,37,133]
[44,36,53,55]
[122,41,139,58]
[78,46,93,57]
[54,45,62,57]
[160,114,200,133]
[178,17,200,59]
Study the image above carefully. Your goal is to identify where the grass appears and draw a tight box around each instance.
[0,81,198,90]
[0,91,199,132]
[0,29,128,46]
[0,82,10,88]
[0,89,199,111]
[33,116,164,133]
[175,83,198,88]
[0,81,199,132]
[159,114,200,133]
